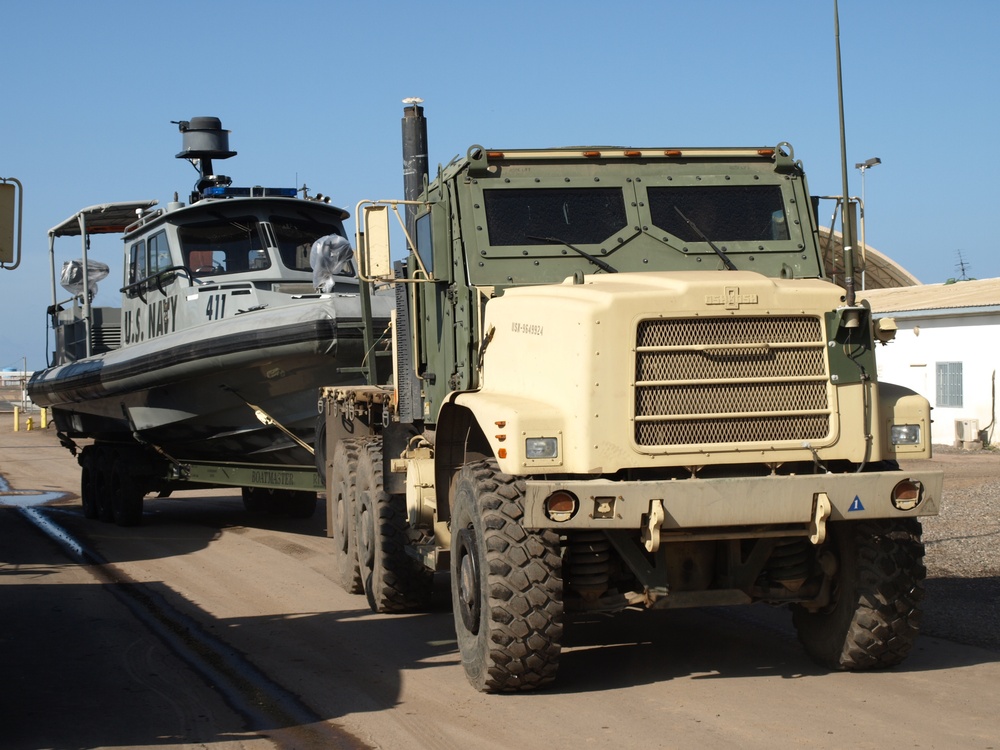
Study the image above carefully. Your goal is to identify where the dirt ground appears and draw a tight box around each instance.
[900,446,1000,652]
[1,415,999,750]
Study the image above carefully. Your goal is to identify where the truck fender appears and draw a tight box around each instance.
[876,381,934,460]
[434,399,491,524]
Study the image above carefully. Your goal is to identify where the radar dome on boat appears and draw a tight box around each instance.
[174,117,237,161]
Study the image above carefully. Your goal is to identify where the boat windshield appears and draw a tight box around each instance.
[177,213,349,277]
[178,217,271,276]
[269,215,348,273]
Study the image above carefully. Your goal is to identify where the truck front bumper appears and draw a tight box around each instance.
[523,469,942,536]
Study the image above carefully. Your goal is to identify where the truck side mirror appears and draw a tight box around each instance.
[362,204,391,279]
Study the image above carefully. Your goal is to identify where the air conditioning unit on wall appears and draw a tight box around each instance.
[955,418,980,445]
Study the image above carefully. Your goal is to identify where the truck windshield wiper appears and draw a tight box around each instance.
[526,235,618,273]
[672,207,738,271]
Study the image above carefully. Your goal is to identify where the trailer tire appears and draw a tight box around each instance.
[282,490,318,519]
[241,486,268,513]
[110,456,144,527]
[330,439,364,594]
[354,439,431,613]
[242,487,316,518]
[450,459,563,693]
[79,447,98,519]
[94,448,115,523]
[792,518,926,670]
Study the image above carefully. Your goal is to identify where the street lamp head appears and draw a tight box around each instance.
[855,157,882,170]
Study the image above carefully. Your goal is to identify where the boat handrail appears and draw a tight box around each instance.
[120,265,204,299]
[46,295,86,317]
[125,208,166,234]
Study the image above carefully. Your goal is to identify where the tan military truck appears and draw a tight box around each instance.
[319,103,942,692]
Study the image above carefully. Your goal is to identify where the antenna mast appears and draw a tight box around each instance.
[956,250,972,280]
[835,0,856,307]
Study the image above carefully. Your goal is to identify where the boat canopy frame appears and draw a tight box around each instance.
[47,200,157,359]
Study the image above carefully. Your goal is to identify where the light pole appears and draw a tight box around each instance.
[854,157,880,289]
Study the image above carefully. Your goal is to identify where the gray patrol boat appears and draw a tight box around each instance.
[29,117,390,471]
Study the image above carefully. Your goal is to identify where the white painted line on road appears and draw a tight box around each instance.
[18,506,83,557]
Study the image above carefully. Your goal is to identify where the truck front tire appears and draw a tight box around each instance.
[450,459,563,692]
[792,518,926,670]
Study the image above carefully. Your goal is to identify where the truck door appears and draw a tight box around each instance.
[411,202,476,421]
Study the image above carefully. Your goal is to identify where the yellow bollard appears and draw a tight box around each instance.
[41,408,48,429]
[26,417,34,431]
[13,406,19,432]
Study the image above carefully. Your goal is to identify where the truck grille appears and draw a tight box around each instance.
[634,316,830,447]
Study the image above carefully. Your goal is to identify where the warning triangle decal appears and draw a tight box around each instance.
[848,496,865,512]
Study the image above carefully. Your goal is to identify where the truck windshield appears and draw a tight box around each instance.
[483,188,628,246]
[466,176,811,286]
[647,185,789,242]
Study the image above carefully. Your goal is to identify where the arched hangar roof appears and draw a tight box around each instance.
[818,227,921,290]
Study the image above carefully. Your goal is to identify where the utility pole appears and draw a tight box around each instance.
[855,157,880,289]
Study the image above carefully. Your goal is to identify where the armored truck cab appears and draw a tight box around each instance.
[323,108,941,692]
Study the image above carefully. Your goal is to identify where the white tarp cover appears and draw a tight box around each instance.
[60,259,110,298]
[310,234,355,292]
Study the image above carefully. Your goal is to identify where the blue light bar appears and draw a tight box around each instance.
[203,186,298,198]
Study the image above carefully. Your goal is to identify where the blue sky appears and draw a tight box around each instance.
[2,0,997,369]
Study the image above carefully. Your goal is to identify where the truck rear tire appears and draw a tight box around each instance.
[330,439,363,594]
[354,439,431,613]
[792,518,926,670]
[450,459,563,692]
[315,413,327,487]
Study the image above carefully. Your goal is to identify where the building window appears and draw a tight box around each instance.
[936,362,963,407]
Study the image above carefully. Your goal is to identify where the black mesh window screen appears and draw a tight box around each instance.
[647,185,790,242]
[483,188,628,246]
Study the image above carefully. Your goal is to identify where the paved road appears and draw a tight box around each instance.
[2,423,998,750]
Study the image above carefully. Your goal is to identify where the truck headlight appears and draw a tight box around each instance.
[525,437,559,459]
[890,424,921,446]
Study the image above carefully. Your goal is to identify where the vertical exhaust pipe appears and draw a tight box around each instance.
[401,98,428,244]
[393,99,429,426]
